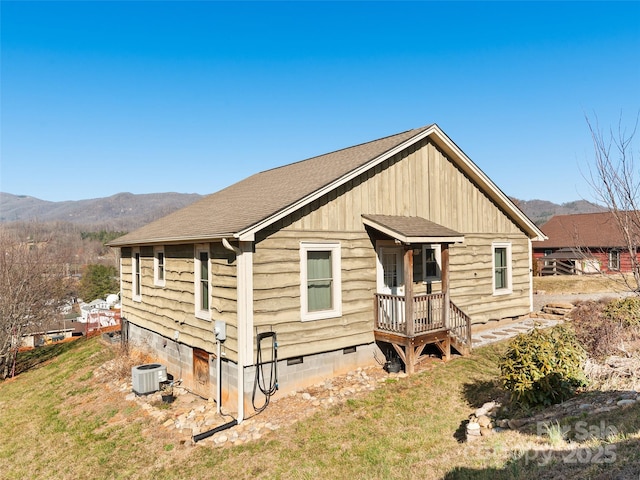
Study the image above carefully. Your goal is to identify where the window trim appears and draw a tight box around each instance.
[154,246,166,287]
[609,249,620,271]
[132,247,142,302]
[492,242,513,295]
[300,242,342,322]
[422,244,442,283]
[194,244,211,321]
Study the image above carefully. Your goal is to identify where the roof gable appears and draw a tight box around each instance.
[109,124,544,246]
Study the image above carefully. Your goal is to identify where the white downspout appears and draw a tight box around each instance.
[222,238,253,424]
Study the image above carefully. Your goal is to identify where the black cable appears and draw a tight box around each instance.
[252,331,278,413]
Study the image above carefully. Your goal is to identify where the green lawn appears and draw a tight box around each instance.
[1,338,638,479]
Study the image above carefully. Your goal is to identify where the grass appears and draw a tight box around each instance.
[533,274,636,295]
[1,337,639,479]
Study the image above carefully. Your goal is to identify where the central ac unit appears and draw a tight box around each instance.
[132,363,168,395]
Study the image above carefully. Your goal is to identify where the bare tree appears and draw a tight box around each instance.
[586,113,640,292]
[0,228,71,379]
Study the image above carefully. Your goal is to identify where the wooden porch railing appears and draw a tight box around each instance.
[374,293,471,352]
[374,293,446,333]
[449,301,472,351]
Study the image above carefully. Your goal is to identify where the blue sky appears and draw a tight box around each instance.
[1,1,639,204]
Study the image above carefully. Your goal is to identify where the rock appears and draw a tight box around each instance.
[508,418,527,430]
[579,403,593,409]
[214,434,228,445]
[545,302,574,310]
[163,418,175,428]
[617,399,636,407]
[477,415,492,428]
[302,392,312,401]
[466,422,481,436]
[480,427,494,437]
[496,419,510,429]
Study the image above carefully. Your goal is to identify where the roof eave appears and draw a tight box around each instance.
[237,124,546,242]
[107,233,238,248]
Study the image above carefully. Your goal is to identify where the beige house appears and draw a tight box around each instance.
[109,124,544,421]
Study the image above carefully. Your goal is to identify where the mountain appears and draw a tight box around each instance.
[0,192,606,231]
[511,198,607,226]
[0,192,203,230]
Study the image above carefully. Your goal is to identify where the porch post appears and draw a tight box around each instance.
[403,246,415,374]
[442,243,450,329]
[404,246,414,337]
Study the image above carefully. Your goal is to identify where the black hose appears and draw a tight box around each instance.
[192,419,238,443]
[252,331,278,413]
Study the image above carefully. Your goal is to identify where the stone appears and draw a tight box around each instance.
[496,419,510,429]
[475,401,497,418]
[214,434,228,445]
[477,415,492,428]
[480,427,494,437]
[617,399,636,407]
[466,422,481,435]
[508,418,527,430]
[302,392,312,401]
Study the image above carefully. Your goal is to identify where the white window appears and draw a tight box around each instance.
[492,242,512,295]
[195,244,211,320]
[609,249,620,270]
[422,244,442,282]
[132,248,141,301]
[154,247,165,287]
[300,242,342,321]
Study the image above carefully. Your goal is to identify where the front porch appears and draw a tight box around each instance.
[374,293,472,373]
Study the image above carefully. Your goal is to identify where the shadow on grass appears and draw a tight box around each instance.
[461,378,505,409]
[14,340,79,376]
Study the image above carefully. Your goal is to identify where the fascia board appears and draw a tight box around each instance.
[237,126,438,240]
[427,126,547,241]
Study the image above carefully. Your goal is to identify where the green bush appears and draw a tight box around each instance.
[603,296,640,327]
[499,325,588,408]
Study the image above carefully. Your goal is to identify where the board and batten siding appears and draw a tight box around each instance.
[120,243,239,357]
[271,139,523,235]
[253,138,532,359]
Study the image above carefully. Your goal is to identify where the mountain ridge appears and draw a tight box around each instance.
[1,191,606,231]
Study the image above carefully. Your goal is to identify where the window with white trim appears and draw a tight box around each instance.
[300,242,342,321]
[132,248,141,301]
[154,247,165,287]
[423,244,442,282]
[195,244,211,320]
[492,242,512,295]
[609,249,620,270]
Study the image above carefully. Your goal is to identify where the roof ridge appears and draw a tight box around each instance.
[255,125,433,175]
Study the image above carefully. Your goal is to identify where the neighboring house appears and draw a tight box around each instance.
[79,299,110,321]
[533,212,640,275]
[108,124,544,421]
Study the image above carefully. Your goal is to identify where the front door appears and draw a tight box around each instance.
[379,247,405,295]
[377,247,405,327]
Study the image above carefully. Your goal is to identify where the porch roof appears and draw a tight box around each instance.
[362,214,464,244]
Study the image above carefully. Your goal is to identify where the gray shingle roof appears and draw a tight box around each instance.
[361,214,464,243]
[109,125,434,246]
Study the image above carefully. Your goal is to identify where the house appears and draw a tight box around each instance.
[108,124,545,422]
[533,212,640,275]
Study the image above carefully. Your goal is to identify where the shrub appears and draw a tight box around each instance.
[499,325,588,408]
[603,297,640,327]
[572,298,640,359]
